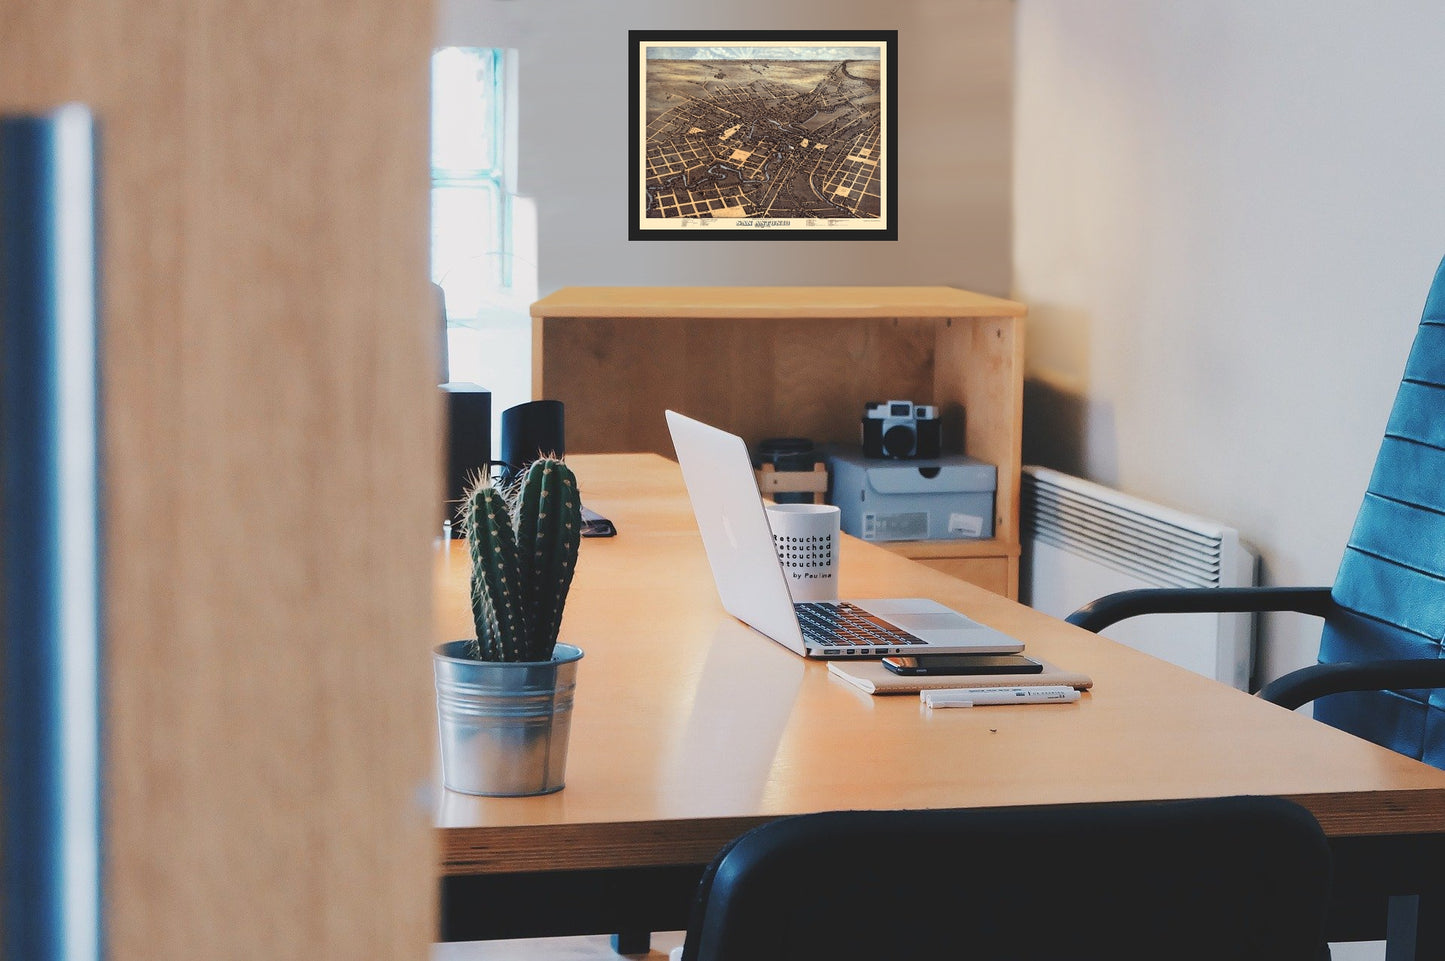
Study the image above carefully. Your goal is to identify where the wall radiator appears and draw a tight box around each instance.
[1021,467,1258,690]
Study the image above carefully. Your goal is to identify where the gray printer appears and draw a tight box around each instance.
[827,448,996,542]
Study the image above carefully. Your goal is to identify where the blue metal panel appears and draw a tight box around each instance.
[0,106,103,961]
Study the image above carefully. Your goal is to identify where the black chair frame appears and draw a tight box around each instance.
[1066,585,1445,958]
[1065,586,1445,709]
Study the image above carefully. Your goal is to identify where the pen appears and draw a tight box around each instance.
[921,686,1080,709]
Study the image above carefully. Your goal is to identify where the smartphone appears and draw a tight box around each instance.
[881,653,1044,676]
[580,506,617,538]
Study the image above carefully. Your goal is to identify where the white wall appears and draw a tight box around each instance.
[1014,1,1445,685]
[437,0,1015,296]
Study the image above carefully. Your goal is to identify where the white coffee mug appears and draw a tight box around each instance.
[764,503,841,603]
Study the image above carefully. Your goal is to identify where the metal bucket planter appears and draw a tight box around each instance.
[433,640,584,797]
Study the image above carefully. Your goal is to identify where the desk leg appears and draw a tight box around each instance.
[1386,893,1445,961]
[611,931,651,955]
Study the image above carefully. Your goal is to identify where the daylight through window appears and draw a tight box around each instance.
[430,46,536,424]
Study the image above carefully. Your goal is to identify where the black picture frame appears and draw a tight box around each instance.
[628,30,898,241]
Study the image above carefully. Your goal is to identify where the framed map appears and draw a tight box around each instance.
[629,30,897,241]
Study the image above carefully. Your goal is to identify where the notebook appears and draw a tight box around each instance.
[665,410,1025,659]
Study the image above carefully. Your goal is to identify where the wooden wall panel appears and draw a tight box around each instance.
[1,2,438,958]
[541,316,939,457]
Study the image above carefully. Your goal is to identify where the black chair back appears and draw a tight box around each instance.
[682,797,1331,961]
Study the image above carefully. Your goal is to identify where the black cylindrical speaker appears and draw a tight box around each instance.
[500,399,565,483]
[442,382,491,534]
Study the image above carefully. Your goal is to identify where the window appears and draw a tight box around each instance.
[431,47,536,428]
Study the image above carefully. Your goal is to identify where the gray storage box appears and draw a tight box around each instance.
[827,448,996,542]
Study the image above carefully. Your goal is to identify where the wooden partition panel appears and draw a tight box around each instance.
[2,2,438,959]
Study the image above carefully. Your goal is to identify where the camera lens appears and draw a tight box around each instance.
[882,423,916,458]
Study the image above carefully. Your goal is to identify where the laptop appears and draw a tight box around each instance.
[665,410,1025,658]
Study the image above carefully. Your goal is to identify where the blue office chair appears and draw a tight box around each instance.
[679,797,1333,961]
[1068,255,1445,771]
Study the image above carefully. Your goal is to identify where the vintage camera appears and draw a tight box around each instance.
[861,400,942,459]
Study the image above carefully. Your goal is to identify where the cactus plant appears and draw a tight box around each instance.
[458,457,582,662]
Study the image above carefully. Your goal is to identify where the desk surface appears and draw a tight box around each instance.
[434,454,1445,877]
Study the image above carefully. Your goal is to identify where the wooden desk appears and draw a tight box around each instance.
[435,454,1445,952]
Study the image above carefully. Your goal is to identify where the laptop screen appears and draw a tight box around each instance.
[665,410,809,652]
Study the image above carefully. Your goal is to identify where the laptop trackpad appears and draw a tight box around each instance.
[859,598,981,631]
[885,611,981,634]
[885,610,1023,649]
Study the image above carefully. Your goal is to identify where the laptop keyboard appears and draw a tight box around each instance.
[794,602,927,652]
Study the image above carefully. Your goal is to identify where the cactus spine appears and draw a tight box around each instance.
[459,457,582,662]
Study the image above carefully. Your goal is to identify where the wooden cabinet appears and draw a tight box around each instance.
[531,286,1025,597]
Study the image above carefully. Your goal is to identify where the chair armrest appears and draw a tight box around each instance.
[1257,659,1445,711]
[1065,586,1337,633]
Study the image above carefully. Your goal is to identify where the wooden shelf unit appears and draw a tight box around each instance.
[530,286,1026,597]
